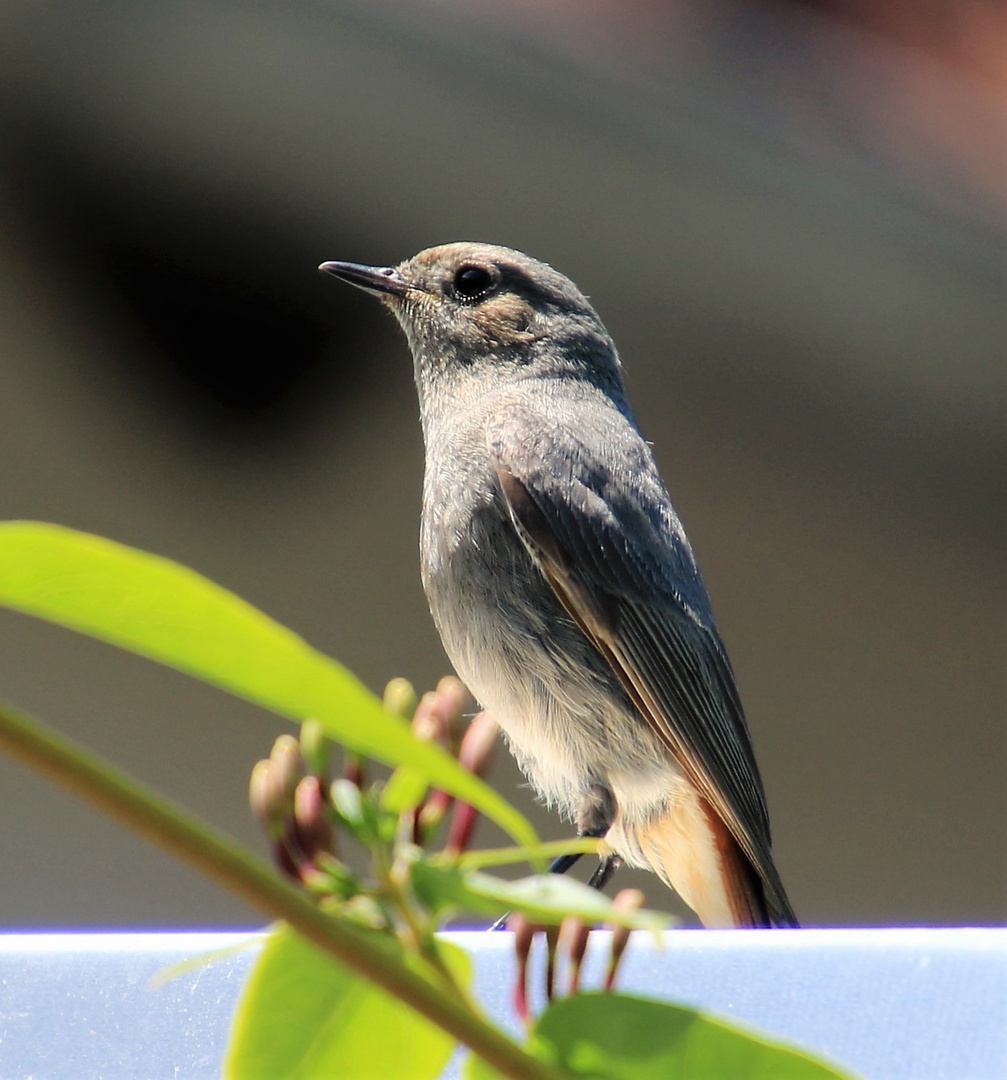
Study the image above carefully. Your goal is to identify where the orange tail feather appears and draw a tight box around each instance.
[624,787,770,928]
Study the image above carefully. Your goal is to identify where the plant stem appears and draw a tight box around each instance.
[0,702,567,1080]
[458,837,601,870]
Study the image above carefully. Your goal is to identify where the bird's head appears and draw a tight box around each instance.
[320,242,624,400]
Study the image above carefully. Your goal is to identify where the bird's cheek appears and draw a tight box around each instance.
[474,297,536,345]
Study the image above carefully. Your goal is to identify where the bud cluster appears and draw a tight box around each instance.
[508,888,645,1024]
[249,675,656,1012]
[249,677,493,929]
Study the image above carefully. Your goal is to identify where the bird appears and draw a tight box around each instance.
[320,243,798,928]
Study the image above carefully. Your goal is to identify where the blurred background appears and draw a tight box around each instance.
[0,0,1002,929]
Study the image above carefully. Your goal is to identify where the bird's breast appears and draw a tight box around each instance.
[418,443,670,818]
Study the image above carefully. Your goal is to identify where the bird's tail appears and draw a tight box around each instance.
[614,787,798,929]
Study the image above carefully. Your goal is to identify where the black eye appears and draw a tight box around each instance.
[452,265,494,301]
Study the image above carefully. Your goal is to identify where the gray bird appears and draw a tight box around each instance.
[320,243,798,928]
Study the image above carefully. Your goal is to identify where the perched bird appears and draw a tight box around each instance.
[320,243,798,928]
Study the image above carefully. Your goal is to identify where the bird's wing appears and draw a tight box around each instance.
[487,401,796,926]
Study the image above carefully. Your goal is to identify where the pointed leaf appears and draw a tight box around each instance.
[0,522,535,847]
[225,925,470,1079]
[412,863,670,931]
[531,992,857,1079]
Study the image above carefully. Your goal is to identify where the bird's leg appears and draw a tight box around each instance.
[488,824,611,932]
[549,783,617,878]
[585,853,622,890]
[547,822,609,876]
[572,783,618,888]
[488,787,617,930]
[547,850,584,874]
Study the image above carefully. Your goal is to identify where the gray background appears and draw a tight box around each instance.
[0,0,1002,928]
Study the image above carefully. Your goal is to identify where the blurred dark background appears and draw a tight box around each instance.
[0,0,1002,928]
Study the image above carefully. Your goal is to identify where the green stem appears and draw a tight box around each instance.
[390,880,473,1009]
[0,702,568,1080]
[457,837,601,870]
[383,846,468,1004]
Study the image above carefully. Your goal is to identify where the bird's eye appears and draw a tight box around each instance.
[452,265,494,301]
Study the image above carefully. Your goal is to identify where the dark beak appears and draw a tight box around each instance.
[318,260,409,298]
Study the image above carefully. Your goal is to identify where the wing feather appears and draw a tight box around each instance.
[488,403,797,926]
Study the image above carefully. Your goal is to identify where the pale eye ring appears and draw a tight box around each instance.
[452,264,494,301]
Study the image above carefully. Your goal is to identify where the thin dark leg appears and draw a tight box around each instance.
[547,851,585,875]
[585,853,622,891]
[547,822,609,877]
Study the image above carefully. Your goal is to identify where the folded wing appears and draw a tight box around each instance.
[487,401,797,927]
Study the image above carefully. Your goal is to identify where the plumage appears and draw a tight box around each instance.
[320,242,798,928]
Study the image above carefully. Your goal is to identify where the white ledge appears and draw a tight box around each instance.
[0,928,1003,1079]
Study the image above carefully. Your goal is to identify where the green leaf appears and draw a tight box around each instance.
[381,765,430,816]
[529,992,857,1080]
[0,522,535,848]
[411,864,671,931]
[224,925,470,1079]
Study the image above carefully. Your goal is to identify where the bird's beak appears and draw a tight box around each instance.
[318,260,410,298]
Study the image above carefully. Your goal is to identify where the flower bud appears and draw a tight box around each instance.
[330,777,364,827]
[417,787,453,837]
[604,888,644,991]
[457,713,497,778]
[269,734,304,807]
[411,691,443,743]
[508,913,537,1025]
[545,924,560,1001]
[342,752,365,790]
[443,801,478,857]
[433,676,469,751]
[383,677,417,720]
[249,760,282,836]
[271,839,300,882]
[558,915,590,995]
[293,775,333,860]
[442,715,498,855]
[299,719,329,780]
